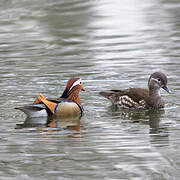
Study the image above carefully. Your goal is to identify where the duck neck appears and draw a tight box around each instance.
[67,88,82,105]
[149,87,161,98]
[148,86,163,108]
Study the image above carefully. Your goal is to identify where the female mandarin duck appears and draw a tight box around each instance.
[100,72,170,109]
[15,78,85,117]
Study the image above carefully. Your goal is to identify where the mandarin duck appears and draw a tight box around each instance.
[15,78,85,117]
[100,72,170,109]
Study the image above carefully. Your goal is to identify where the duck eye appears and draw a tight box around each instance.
[157,78,161,82]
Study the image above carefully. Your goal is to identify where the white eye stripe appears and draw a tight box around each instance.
[69,78,82,91]
[151,77,159,83]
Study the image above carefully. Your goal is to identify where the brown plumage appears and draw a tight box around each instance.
[100,72,170,109]
[15,78,85,117]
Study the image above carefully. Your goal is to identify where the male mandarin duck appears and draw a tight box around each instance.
[100,72,170,109]
[15,78,85,117]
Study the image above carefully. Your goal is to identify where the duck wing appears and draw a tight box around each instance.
[100,88,149,105]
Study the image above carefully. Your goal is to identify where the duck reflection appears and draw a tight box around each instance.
[147,109,169,147]
[16,116,82,137]
[108,106,164,129]
[15,116,49,129]
[47,116,82,135]
[108,106,169,147]
[146,109,164,133]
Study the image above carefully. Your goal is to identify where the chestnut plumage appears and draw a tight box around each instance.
[15,78,85,117]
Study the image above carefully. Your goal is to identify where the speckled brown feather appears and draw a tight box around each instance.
[100,88,149,104]
[99,72,169,109]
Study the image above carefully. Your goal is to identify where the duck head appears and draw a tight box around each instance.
[148,72,170,94]
[60,78,85,104]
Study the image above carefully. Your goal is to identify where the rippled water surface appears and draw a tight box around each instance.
[0,0,180,179]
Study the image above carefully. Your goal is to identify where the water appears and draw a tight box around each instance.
[0,0,180,179]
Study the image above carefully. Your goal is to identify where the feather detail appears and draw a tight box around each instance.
[55,102,82,117]
[100,88,149,105]
[34,93,57,114]
[15,104,48,117]
[99,72,169,109]
[15,78,84,117]
[67,86,82,105]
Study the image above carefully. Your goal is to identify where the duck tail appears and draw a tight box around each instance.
[15,104,48,117]
[99,91,114,99]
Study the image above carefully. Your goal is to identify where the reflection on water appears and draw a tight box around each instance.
[0,0,180,179]
[106,105,167,134]
[16,117,48,129]
[16,116,83,137]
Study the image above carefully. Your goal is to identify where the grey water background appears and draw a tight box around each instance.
[0,0,180,179]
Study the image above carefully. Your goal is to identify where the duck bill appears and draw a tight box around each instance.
[162,85,170,93]
[80,82,85,91]
[81,87,85,91]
